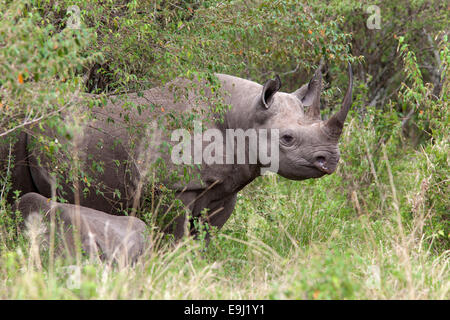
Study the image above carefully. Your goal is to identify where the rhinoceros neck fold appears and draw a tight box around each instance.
[212,74,265,191]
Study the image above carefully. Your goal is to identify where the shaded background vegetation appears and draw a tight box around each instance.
[0,0,448,299]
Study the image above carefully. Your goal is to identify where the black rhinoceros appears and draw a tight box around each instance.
[1,62,353,261]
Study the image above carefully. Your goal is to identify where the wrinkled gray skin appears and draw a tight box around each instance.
[1,63,353,260]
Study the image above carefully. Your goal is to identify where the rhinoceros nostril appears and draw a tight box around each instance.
[314,156,332,174]
[316,156,326,165]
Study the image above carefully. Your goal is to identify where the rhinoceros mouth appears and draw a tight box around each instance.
[305,165,329,176]
[278,164,327,180]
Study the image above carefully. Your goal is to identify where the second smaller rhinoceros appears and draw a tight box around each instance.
[17,192,147,263]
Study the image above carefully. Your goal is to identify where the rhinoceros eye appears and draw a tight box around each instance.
[280,133,294,146]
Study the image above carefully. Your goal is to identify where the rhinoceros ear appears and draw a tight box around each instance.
[293,61,324,120]
[261,75,281,109]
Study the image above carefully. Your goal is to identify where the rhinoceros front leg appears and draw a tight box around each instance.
[206,193,238,230]
[169,191,198,240]
[187,193,238,245]
[16,192,147,263]
[168,192,237,243]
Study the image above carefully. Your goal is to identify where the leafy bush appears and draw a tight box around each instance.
[0,0,99,137]
[0,0,448,299]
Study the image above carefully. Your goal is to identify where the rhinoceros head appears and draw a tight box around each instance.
[256,62,353,180]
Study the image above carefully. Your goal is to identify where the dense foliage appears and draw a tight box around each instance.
[0,0,448,299]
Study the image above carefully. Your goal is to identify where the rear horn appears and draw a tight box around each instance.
[324,63,353,138]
